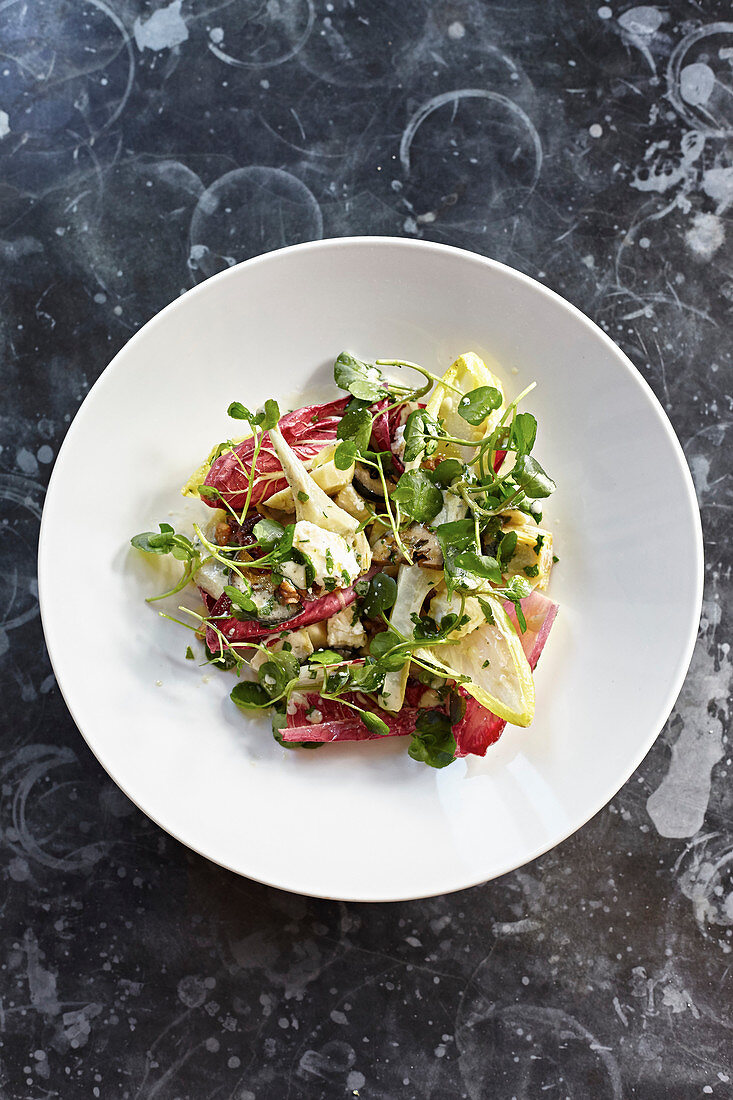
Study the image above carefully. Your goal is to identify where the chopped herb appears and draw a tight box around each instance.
[523,564,539,578]
[297,490,310,502]
[185,646,195,660]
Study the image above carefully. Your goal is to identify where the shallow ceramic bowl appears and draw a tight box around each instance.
[38,238,703,901]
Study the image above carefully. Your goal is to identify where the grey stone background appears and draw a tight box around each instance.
[1,0,731,1096]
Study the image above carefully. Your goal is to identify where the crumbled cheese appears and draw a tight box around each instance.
[292,520,361,589]
[306,709,322,724]
[392,425,406,461]
[280,560,308,590]
[194,557,229,600]
[287,690,307,716]
[327,607,367,649]
[251,628,314,674]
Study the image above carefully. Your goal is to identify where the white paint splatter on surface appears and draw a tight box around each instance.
[680,63,715,107]
[647,594,730,838]
[685,211,725,260]
[618,7,664,36]
[133,0,189,52]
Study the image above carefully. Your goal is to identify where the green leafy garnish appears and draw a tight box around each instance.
[430,458,463,488]
[392,469,443,525]
[457,385,502,426]
[334,440,359,470]
[185,646,195,660]
[435,519,476,596]
[511,454,556,499]
[334,352,386,402]
[454,551,502,584]
[497,530,518,570]
[308,649,344,666]
[258,651,300,697]
[228,399,280,430]
[361,711,390,736]
[402,408,440,463]
[223,583,257,615]
[230,681,271,709]
[130,524,201,602]
[336,406,373,452]
[360,572,398,618]
[408,711,456,769]
[252,517,285,549]
[510,412,537,454]
[369,629,405,671]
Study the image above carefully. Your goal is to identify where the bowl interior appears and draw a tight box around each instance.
[38,239,702,901]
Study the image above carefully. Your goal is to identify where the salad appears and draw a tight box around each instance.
[131,351,558,768]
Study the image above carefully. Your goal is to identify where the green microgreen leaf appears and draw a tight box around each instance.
[227,401,252,421]
[511,454,556,499]
[334,440,358,470]
[223,583,257,615]
[457,385,502,426]
[453,551,502,584]
[359,572,398,618]
[334,352,386,402]
[336,406,373,453]
[260,398,280,431]
[257,651,300,697]
[408,711,456,769]
[435,518,476,597]
[510,412,537,454]
[230,681,271,709]
[361,711,390,736]
[497,530,518,570]
[253,518,285,549]
[402,408,440,463]
[369,629,405,671]
[391,469,443,525]
[430,459,463,488]
[130,524,201,602]
[308,649,344,666]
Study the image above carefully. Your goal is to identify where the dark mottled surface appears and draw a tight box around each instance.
[1,0,731,1096]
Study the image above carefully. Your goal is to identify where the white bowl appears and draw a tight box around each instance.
[38,238,703,901]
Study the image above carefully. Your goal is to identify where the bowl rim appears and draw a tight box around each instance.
[38,236,704,901]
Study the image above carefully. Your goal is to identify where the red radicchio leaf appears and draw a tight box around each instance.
[283,682,444,742]
[452,589,559,759]
[202,396,350,512]
[203,566,378,652]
